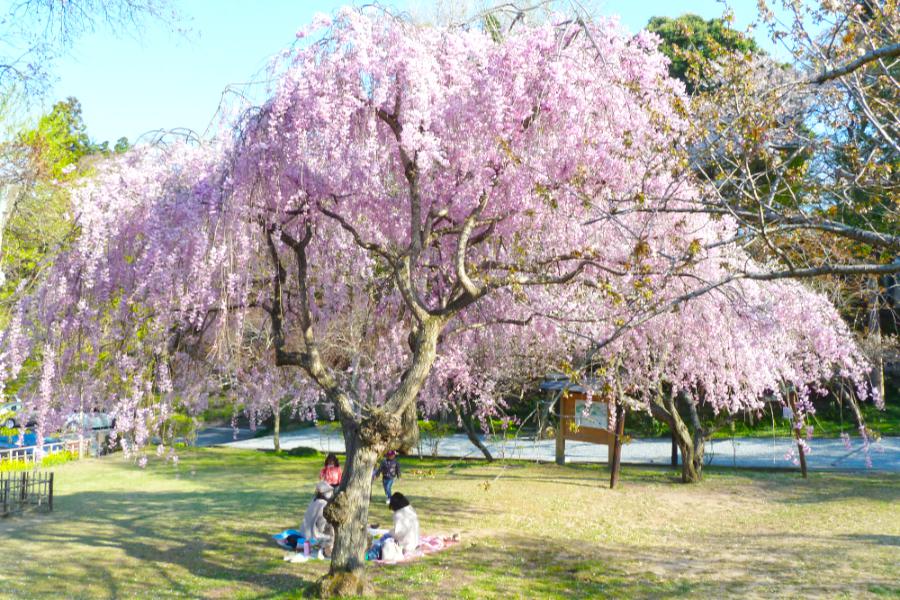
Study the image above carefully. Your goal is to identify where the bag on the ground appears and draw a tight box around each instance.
[381,538,404,562]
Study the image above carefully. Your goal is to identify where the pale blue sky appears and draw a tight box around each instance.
[28,1,776,144]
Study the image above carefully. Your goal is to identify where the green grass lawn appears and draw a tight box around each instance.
[0,448,898,599]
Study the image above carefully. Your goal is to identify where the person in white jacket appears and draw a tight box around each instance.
[387,492,420,555]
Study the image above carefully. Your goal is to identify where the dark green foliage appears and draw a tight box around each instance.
[647,14,758,93]
[284,446,321,457]
[17,97,95,178]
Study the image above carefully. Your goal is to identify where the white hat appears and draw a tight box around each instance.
[316,481,334,499]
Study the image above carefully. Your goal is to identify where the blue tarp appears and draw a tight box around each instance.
[273,529,318,549]
[0,434,60,451]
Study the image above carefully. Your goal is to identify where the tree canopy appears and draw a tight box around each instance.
[0,6,881,596]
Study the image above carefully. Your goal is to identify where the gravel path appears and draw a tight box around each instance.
[205,426,900,472]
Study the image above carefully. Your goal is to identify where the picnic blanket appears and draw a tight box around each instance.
[373,534,459,565]
[275,528,458,565]
[272,529,319,549]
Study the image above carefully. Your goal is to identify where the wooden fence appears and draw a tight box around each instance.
[0,470,54,517]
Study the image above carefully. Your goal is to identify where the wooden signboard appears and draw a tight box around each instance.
[555,391,615,465]
[553,390,626,488]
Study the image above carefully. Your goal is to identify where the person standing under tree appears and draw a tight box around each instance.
[373,450,401,504]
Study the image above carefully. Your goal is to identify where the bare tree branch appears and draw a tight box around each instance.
[809,42,900,85]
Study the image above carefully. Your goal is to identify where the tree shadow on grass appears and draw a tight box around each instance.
[4,451,896,598]
[838,533,900,546]
[0,485,476,600]
[1,489,316,598]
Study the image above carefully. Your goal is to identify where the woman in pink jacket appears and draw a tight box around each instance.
[319,453,342,487]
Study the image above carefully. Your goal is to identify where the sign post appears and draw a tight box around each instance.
[555,418,566,466]
[608,403,626,489]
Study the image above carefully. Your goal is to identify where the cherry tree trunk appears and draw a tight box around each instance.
[319,319,440,596]
[686,429,705,483]
[673,423,702,483]
[320,430,380,597]
[684,398,708,484]
[787,393,808,479]
[867,278,885,402]
[609,403,625,488]
[650,393,703,483]
[319,405,405,597]
[396,402,419,455]
[273,407,281,453]
[455,402,493,462]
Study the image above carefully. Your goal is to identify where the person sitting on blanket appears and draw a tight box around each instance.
[293,481,335,560]
[388,492,420,555]
[319,452,342,487]
[367,492,420,560]
[279,481,333,562]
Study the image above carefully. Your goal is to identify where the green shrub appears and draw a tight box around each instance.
[488,417,515,431]
[40,449,79,467]
[0,457,30,472]
[624,411,669,438]
[199,397,238,426]
[164,413,198,446]
[0,448,78,472]
[0,426,29,437]
[417,420,453,457]
[487,417,522,439]
[284,446,320,457]
[315,420,342,434]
